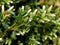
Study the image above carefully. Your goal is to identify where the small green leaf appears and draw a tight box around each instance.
[11,31,16,40]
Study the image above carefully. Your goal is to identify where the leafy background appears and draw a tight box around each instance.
[0,0,60,45]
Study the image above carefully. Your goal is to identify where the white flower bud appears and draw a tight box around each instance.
[43,5,45,10]
[44,18,50,22]
[24,9,31,17]
[51,14,56,17]
[48,5,53,12]
[22,6,24,11]
[0,38,3,42]
[16,33,20,35]
[33,9,37,14]
[2,5,4,13]
[8,6,14,11]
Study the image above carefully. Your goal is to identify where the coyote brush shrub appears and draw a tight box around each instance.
[0,0,60,45]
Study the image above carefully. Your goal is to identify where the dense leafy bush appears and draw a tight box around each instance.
[0,0,60,45]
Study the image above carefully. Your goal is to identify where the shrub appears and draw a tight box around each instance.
[0,0,60,45]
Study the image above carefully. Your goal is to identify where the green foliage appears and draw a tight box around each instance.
[0,0,60,45]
